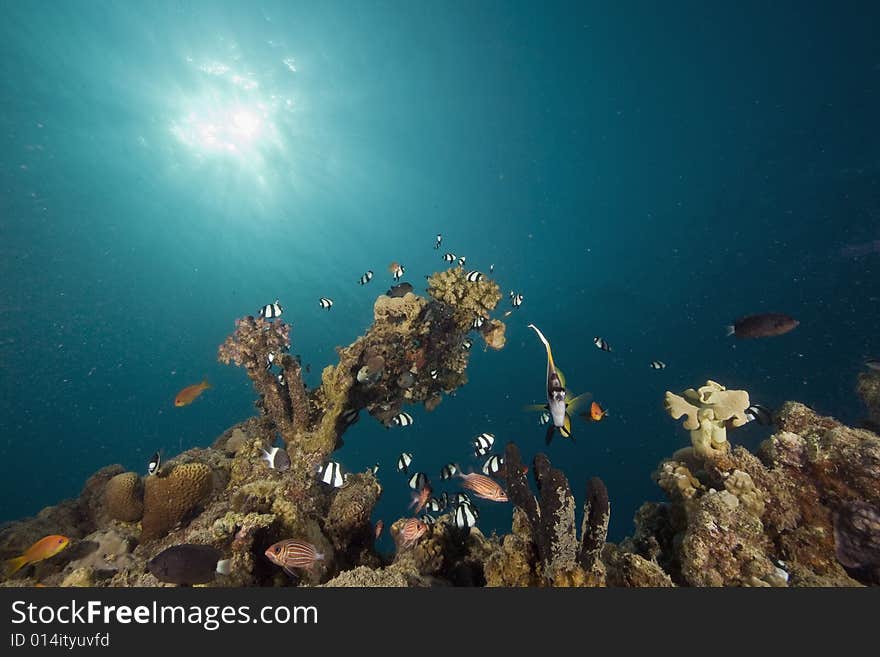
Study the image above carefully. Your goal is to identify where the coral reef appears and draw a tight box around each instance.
[4,308,880,589]
[857,370,880,430]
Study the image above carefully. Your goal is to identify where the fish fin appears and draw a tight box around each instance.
[725,325,735,337]
[283,566,300,579]
[4,556,28,577]
[201,378,212,389]
[565,391,593,414]
[215,559,231,576]
[555,367,566,388]
[523,403,549,413]
[544,425,555,446]
[561,414,572,438]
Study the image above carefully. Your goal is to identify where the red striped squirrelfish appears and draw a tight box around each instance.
[398,518,428,549]
[174,379,211,407]
[4,535,70,576]
[264,539,324,576]
[457,473,508,502]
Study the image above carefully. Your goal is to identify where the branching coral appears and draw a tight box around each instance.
[217,274,506,485]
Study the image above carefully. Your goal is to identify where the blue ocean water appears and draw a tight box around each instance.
[1,1,879,547]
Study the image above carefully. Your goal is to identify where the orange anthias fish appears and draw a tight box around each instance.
[4,535,70,576]
[174,379,211,407]
[409,484,432,515]
[589,402,608,422]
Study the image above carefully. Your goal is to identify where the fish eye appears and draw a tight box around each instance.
[273,546,281,554]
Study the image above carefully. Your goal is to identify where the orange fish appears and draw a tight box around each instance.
[457,473,508,502]
[174,379,211,407]
[4,535,70,576]
[398,518,428,549]
[409,484,432,515]
[388,261,400,274]
[589,402,608,422]
[265,539,324,577]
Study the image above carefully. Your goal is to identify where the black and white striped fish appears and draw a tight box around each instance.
[341,408,359,427]
[440,463,458,480]
[277,372,286,386]
[472,315,485,329]
[462,338,472,350]
[744,404,773,426]
[425,497,444,513]
[430,369,439,379]
[649,360,666,370]
[473,432,495,456]
[457,256,466,267]
[482,454,503,476]
[420,514,436,526]
[489,263,494,273]
[510,292,524,308]
[389,411,414,427]
[443,252,456,263]
[370,463,379,475]
[392,264,405,281]
[261,446,291,472]
[593,336,612,352]
[319,297,333,309]
[148,451,161,476]
[359,270,373,285]
[317,461,345,488]
[397,452,413,472]
[259,299,283,319]
[454,501,479,529]
[408,471,428,490]
[265,352,275,370]
[538,410,551,426]
[453,492,471,506]
[434,233,442,250]
[465,270,483,283]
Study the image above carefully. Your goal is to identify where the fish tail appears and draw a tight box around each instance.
[201,378,212,389]
[215,559,231,576]
[725,325,735,337]
[4,556,28,577]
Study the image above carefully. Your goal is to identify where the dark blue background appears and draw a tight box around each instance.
[2,1,878,544]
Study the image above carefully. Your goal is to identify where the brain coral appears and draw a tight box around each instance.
[141,463,213,541]
[103,472,144,522]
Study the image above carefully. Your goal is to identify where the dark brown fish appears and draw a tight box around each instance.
[727,313,799,338]
[147,544,230,585]
[387,282,413,298]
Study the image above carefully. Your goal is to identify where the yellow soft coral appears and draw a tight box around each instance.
[665,380,751,459]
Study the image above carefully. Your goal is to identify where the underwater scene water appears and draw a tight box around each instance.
[2,1,879,586]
